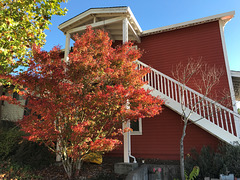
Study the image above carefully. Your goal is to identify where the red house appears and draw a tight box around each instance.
[58,7,240,162]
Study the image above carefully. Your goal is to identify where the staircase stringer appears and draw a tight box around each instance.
[143,83,240,144]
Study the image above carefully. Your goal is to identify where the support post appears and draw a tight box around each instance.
[123,18,128,44]
[64,32,70,62]
[123,120,131,163]
[122,17,130,163]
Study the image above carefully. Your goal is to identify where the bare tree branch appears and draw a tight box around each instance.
[172,58,230,180]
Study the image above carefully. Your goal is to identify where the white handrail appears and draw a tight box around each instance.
[136,60,240,136]
[136,60,240,118]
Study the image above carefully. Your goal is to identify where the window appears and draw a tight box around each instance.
[130,118,142,135]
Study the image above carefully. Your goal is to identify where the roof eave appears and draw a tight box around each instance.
[141,11,235,36]
[58,6,129,32]
[231,71,240,78]
[126,7,142,33]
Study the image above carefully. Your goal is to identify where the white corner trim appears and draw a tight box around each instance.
[219,20,237,111]
[219,20,240,137]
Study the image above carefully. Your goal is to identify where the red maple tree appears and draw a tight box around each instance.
[2,27,163,179]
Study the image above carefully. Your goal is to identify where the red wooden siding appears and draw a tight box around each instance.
[109,106,220,160]
[108,21,230,160]
[137,21,231,103]
[130,106,219,160]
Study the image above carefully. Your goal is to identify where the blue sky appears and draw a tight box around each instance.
[43,0,240,71]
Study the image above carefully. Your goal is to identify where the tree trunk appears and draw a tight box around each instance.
[180,120,187,180]
[63,160,73,180]
[74,160,82,178]
[62,157,82,180]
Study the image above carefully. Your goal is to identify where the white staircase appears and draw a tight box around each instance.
[136,60,240,144]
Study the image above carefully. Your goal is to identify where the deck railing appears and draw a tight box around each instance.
[136,60,240,137]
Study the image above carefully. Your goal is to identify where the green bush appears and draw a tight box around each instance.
[12,140,55,169]
[218,142,240,176]
[0,121,55,170]
[0,120,16,129]
[185,146,216,178]
[185,143,240,179]
[0,123,25,159]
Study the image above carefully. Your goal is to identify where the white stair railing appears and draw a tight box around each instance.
[136,60,240,138]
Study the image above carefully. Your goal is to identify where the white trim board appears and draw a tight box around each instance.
[58,7,129,30]
[142,11,235,36]
[219,20,238,115]
[58,6,142,35]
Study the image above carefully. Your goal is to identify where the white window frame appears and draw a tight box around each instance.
[130,118,142,135]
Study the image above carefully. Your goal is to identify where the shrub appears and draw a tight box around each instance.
[185,143,240,179]
[218,142,240,176]
[0,121,55,169]
[11,140,55,169]
[0,122,24,159]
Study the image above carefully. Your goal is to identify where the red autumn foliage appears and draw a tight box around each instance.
[2,27,163,179]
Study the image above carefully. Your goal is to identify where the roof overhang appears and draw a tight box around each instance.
[232,70,240,78]
[142,11,235,36]
[231,71,240,101]
[59,7,235,45]
[58,6,142,42]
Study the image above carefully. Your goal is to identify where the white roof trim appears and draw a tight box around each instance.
[142,11,235,36]
[127,7,142,33]
[58,6,142,35]
[58,7,129,30]
[231,71,240,78]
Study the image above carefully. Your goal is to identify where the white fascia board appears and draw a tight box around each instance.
[58,7,129,32]
[127,7,142,33]
[142,11,235,36]
[231,71,240,78]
